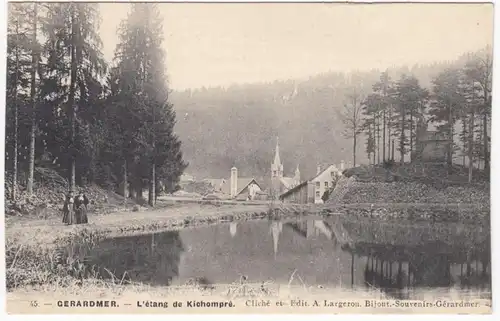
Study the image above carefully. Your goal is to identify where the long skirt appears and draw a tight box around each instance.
[62,208,77,225]
[76,207,88,224]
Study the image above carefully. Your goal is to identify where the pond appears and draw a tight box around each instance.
[81,215,491,300]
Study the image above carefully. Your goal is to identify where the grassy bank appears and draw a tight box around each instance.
[5,202,281,290]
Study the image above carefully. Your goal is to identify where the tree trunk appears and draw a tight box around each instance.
[27,3,38,197]
[123,159,128,201]
[447,102,454,167]
[353,133,357,167]
[133,176,143,202]
[128,183,135,199]
[483,112,489,171]
[372,123,376,165]
[69,5,77,192]
[388,104,392,161]
[382,109,386,162]
[477,121,483,170]
[410,109,413,162]
[468,113,474,183]
[400,112,405,165]
[462,118,467,166]
[149,164,155,206]
[149,92,157,206]
[377,114,380,164]
[12,20,20,201]
[391,140,395,161]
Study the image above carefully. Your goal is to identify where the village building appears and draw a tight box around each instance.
[204,167,263,200]
[279,162,344,204]
[203,178,226,193]
[269,137,301,199]
[413,130,451,163]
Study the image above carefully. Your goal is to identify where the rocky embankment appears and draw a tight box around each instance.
[325,164,490,224]
[339,181,489,205]
[330,204,489,226]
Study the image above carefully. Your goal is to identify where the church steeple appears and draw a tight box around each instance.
[271,137,283,178]
[273,137,281,166]
[294,164,301,185]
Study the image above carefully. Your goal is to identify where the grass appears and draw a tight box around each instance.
[7,264,390,302]
[5,202,304,292]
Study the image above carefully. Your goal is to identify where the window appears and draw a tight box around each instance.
[273,171,277,176]
[325,181,329,188]
[331,171,336,179]
[316,181,320,188]
[315,191,320,197]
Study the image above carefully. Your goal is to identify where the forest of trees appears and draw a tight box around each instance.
[5,3,187,205]
[170,48,491,181]
[346,46,492,182]
[5,3,491,203]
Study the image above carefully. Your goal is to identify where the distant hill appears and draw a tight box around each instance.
[170,60,462,180]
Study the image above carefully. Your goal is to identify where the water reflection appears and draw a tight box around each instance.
[80,216,490,299]
[229,222,238,238]
[340,218,491,298]
[88,230,184,286]
[270,221,282,259]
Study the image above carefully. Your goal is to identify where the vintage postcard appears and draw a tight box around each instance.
[2,0,493,315]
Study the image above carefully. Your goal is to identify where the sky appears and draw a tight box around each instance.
[98,2,494,90]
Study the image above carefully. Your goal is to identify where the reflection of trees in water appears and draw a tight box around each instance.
[87,231,184,286]
[331,217,491,298]
[353,242,491,299]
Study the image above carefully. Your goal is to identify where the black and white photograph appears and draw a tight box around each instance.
[2,0,494,315]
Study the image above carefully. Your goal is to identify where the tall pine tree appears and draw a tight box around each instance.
[110,3,187,205]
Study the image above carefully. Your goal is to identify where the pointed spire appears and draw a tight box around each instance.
[294,164,301,183]
[273,136,281,166]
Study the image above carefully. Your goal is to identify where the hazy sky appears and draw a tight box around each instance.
[98,2,493,90]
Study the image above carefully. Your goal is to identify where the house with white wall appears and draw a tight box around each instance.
[279,161,345,204]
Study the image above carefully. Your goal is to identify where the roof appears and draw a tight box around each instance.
[310,164,342,182]
[204,178,226,188]
[278,163,343,199]
[221,178,262,196]
[280,177,296,189]
[279,180,309,199]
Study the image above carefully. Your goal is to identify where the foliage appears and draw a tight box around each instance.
[5,3,187,202]
[356,49,490,176]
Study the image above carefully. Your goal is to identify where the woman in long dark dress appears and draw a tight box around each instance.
[75,192,88,224]
[62,191,76,225]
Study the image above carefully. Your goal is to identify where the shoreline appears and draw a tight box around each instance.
[6,201,489,247]
[5,201,491,300]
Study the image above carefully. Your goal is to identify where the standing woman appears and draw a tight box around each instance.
[62,191,76,225]
[75,191,88,224]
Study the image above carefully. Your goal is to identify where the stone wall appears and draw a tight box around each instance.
[339,182,489,205]
[325,176,356,204]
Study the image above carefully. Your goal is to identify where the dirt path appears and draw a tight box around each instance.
[5,202,269,245]
[5,200,485,247]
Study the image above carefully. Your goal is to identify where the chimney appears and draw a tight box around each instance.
[340,160,345,170]
[316,164,321,175]
[230,167,238,198]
